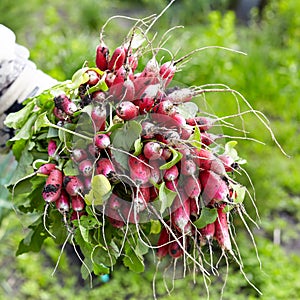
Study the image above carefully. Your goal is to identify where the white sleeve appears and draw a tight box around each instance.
[0,24,57,115]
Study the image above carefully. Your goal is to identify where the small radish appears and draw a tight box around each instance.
[183,176,201,199]
[42,169,63,203]
[159,61,176,87]
[94,133,110,149]
[166,87,193,104]
[186,116,215,131]
[54,94,77,115]
[141,121,155,139]
[96,157,115,178]
[152,99,175,116]
[70,210,87,222]
[149,159,162,184]
[71,195,85,211]
[214,205,232,251]
[165,178,178,192]
[37,163,57,175]
[63,176,84,197]
[84,176,92,190]
[128,154,151,186]
[92,90,106,103]
[143,142,163,160]
[108,46,126,71]
[134,97,156,114]
[218,154,238,172]
[53,107,68,121]
[201,132,222,146]
[163,165,179,182]
[86,69,100,86]
[171,196,191,234]
[55,190,70,213]
[78,159,93,177]
[181,158,197,176]
[168,238,184,259]
[199,170,229,205]
[91,105,106,132]
[116,101,139,121]
[189,197,199,219]
[156,226,170,259]
[199,222,215,246]
[71,148,88,163]
[161,147,172,160]
[149,186,159,201]
[48,139,57,158]
[108,194,122,211]
[95,43,109,71]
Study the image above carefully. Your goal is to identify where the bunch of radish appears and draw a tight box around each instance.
[5,5,282,297]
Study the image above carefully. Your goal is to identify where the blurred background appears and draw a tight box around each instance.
[0,0,299,299]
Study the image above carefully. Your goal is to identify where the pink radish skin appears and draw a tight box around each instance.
[165,178,178,191]
[201,132,223,146]
[141,121,155,139]
[189,197,199,218]
[95,43,109,71]
[72,148,88,163]
[37,163,57,176]
[161,147,172,160]
[166,88,193,104]
[94,133,110,149]
[53,107,68,121]
[55,190,70,213]
[199,222,216,246]
[91,105,106,131]
[156,226,170,259]
[48,140,57,157]
[96,157,115,177]
[149,160,162,184]
[86,69,100,86]
[163,165,179,182]
[116,101,139,121]
[186,116,215,131]
[78,159,93,177]
[159,61,176,87]
[199,170,229,205]
[70,210,87,222]
[218,154,237,172]
[108,194,122,211]
[149,186,159,201]
[84,177,92,190]
[108,46,126,71]
[143,142,163,160]
[168,238,184,258]
[152,100,176,116]
[42,169,63,202]
[71,195,85,211]
[214,205,232,251]
[128,154,151,186]
[171,197,191,234]
[134,97,156,114]
[181,159,197,176]
[64,176,84,197]
[54,94,77,115]
[92,91,106,103]
[184,176,201,199]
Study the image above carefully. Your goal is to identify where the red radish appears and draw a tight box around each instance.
[91,105,106,131]
[168,238,184,258]
[71,148,88,163]
[181,158,197,176]
[163,165,179,181]
[134,97,156,114]
[122,78,135,101]
[161,147,172,160]
[159,61,176,87]
[166,88,193,104]
[156,226,170,259]
[199,222,215,245]
[171,197,191,234]
[54,94,77,115]
[88,143,98,157]
[95,43,109,71]
[155,130,181,145]
[165,177,178,191]
[214,205,232,251]
[94,133,110,149]
[128,154,151,186]
[149,186,159,201]
[108,194,122,211]
[48,140,57,157]
[53,107,68,121]
[199,170,229,205]
[184,176,201,199]
[108,46,126,71]
[96,157,115,177]
[70,210,87,222]
[105,71,116,88]
[63,176,84,197]
[152,100,175,116]
[149,159,162,184]
[133,76,159,99]
[92,90,106,103]
[84,176,92,190]
[78,159,93,177]
[143,142,163,160]
[86,69,100,86]
[218,154,238,172]
[116,101,139,121]
[55,190,70,213]
[189,197,199,218]
[42,169,63,202]
[37,163,57,175]
[127,51,138,72]
[186,116,215,131]
[201,132,222,146]
[71,195,85,211]
[107,215,125,228]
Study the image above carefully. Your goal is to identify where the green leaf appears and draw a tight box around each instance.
[135,239,149,258]
[110,120,142,152]
[133,138,143,156]
[159,147,183,170]
[34,112,51,132]
[188,125,202,149]
[4,100,35,129]
[63,159,79,176]
[150,220,161,234]
[85,175,111,206]
[159,181,177,214]
[194,207,218,229]
[224,141,247,165]
[9,114,37,142]
[16,218,48,255]
[176,102,198,119]
[67,67,90,89]
[123,247,144,273]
